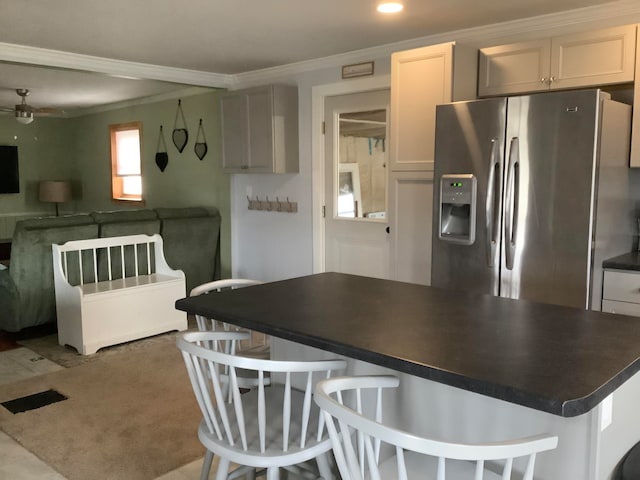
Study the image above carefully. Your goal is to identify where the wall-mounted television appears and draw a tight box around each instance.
[0,146,19,194]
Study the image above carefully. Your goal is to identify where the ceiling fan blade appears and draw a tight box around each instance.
[0,106,15,113]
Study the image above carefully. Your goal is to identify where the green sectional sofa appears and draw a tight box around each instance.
[0,207,221,332]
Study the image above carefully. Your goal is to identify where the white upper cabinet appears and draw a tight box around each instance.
[479,24,637,97]
[478,39,551,96]
[221,85,299,173]
[390,42,477,171]
[552,26,636,88]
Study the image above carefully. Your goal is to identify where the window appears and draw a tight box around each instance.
[110,122,143,202]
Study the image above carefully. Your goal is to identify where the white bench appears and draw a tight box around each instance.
[52,234,187,355]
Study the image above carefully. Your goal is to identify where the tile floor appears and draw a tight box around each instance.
[0,431,66,480]
[0,347,63,385]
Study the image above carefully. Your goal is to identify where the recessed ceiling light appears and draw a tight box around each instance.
[377,2,404,14]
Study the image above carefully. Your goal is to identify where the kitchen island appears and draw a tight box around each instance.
[175,272,640,479]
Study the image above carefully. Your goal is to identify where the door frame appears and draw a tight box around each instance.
[311,74,390,273]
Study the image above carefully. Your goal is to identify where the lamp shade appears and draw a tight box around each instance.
[39,181,72,203]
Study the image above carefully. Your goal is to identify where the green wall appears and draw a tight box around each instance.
[0,116,75,215]
[0,90,231,277]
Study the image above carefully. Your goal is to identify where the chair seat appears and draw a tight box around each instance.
[237,343,270,360]
[224,347,271,388]
[375,451,501,480]
[198,384,332,468]
[178,331,345,480]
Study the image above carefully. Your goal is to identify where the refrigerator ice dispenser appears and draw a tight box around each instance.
[438,174,477,245]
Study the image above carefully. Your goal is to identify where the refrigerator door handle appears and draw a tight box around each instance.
[504,137,519,270]
[485,138,500,267]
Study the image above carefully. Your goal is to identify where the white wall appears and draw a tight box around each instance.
[230,58,391,281]
[229,2,640,282]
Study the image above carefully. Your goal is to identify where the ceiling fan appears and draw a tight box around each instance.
[0,89,61,124]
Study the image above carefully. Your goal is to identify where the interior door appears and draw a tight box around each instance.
[324,90,390,279]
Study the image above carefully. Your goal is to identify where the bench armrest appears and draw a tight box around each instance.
[0,268,20,332]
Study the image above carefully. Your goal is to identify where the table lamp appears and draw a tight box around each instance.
[39,181,72,216]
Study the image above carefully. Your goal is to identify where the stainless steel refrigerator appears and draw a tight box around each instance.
[431,89,636,310]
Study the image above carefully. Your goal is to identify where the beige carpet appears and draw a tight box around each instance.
[0,332,205,480]
[17,317,198,368]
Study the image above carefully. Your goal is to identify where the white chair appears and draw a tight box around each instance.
[190,279,268,354]
[177,331,347,480]
[314,375,558,480]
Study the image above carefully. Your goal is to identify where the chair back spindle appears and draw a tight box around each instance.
[314,375,558,480]
[54,235,160,286]
[92,247,98,281]
[77,250,84,285]
[177,331,346,474]
[190,279,266,351]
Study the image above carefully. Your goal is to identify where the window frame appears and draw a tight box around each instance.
[109,121,144,204]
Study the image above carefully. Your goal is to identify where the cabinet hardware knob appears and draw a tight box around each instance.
[541,77,547,83]
[549,76,556,83]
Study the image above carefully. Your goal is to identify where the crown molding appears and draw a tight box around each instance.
[1,0,639,92]
[233,0,640,88]
[0,42,234,88]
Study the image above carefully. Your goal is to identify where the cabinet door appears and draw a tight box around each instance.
[388,171,434,285]
[550,25,636,90]
[602,300,640,317]
[221,94,249,170]
[390,43,453,172]
[603,271,640,304]
[246,87,274,172]
[478,39,551,97]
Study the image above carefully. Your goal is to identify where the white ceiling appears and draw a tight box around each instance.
[0,0,628,114]
[0,64,201,114]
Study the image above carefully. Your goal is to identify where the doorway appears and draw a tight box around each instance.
[323,89,390,278]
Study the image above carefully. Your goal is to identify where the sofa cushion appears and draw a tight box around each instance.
[10,223,100,329]
[91,209,158,224]
[90,211,161,280]
[0,268,20,332]
[91,209,160,240]
[155,207,211,219]
[98,220,160,238]
[160,212,221,292]
[15,214,94,231]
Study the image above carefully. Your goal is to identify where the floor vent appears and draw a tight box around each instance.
[1,389,67,414]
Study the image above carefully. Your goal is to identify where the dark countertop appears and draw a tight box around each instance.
[603,252,640,271]
[175,272,640,417]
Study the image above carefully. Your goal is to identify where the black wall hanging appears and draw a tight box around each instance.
[172,99,189,153]
[155,125,169,172]
[194,118,208,160]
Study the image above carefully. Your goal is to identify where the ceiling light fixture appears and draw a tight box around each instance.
[15,110,34,125]
[377,2,404,14]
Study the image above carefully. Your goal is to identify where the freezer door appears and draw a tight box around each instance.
[500,90,599,308]
[431,98,507,295]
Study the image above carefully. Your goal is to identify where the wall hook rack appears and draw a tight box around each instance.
[247,195,297,213]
